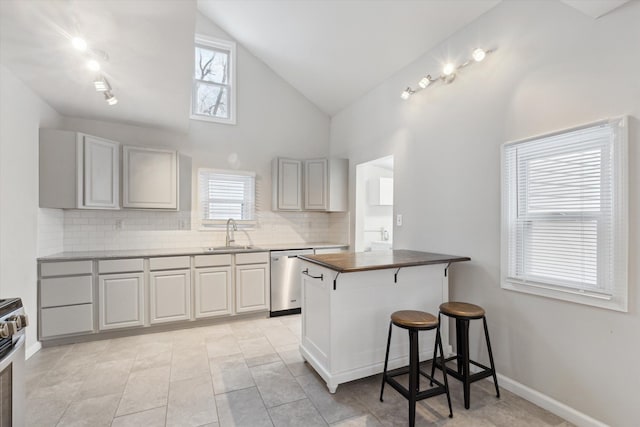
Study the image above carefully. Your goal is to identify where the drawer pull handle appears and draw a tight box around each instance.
[302,269,323,281]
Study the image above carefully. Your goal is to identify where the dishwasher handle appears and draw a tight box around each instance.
[302,269,323,281]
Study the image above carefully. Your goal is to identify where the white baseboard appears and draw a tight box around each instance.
[495,373,608,427]
[26,341,42,360]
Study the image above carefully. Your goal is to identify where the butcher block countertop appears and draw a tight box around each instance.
[298,249,470,273]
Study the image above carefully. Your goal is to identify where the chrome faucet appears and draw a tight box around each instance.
[225,218,238,247]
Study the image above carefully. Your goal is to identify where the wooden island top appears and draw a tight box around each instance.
[298,249,470,273]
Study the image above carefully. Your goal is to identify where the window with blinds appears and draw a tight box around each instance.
[198,169,255,225]
[501,118,628,311]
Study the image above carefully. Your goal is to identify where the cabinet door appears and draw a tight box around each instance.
[235,264,269,313]
[81,135,119,209]
[150,269,191,324]
[304,159,328,210]
[278,158,302,210]
[123,146,177,209]
[195,267,232,318]
[99,272,144,330]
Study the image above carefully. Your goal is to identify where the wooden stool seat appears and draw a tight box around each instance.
[391,310,438,329]
[439,302,485,319]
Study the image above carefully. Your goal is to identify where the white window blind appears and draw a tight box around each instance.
[198,169,255,224]
[501,118,628,311]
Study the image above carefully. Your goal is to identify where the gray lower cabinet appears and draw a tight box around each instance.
[149,269,191,324]
[98,272,145,330]
[38,251,272,340]
[194,267,232,318]
[235,264,269,313]
[39,260,94,339]
[40,304,94,338]
[235,252,270,314]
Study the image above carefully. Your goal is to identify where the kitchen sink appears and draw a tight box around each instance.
[203,245,257,253]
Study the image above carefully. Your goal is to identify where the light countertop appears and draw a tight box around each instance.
[38,242,349,261]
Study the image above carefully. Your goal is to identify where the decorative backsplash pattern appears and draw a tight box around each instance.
[38,208,350,253]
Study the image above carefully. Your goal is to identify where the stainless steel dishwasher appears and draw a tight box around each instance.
[270,249,314,316]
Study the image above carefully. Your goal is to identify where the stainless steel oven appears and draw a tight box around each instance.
[0,299,27,427]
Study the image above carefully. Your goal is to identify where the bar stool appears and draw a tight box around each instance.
[431,302,499,409]
[380,310,453,426]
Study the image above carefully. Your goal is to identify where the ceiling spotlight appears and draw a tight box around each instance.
[472,48,486,62]
[400,87,414,100]
[71,37,87,52]
[443,63,456,76]
[93,75,111,92]
[400,46,493,100]
[87,60,101,71]
[418,76,432,89]
[104,92,118,106]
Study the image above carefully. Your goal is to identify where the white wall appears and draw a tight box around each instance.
[0,65,61,352]
[52,12,340,251]
[330,2,640,425]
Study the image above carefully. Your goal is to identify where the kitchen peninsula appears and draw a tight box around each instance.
[298,250,470,393]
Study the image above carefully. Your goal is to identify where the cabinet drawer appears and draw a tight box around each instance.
[40,260,93,277]
[235,252,269,265]
[99,258,144,274]
[41,304,93,338]
[41,276,93,307]
[194,254,232,268]
[149,256,190,270]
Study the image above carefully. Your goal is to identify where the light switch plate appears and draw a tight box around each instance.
[396,214,403,226]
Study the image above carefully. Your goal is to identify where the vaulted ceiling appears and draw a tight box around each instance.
[0,0,631,132]
[0,0,196,132]
[198,0,501,116]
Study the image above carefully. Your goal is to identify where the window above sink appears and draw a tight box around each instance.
[198,168,256,230]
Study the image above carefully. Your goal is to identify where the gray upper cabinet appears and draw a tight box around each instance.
[273,156,348,212]
[304,158,328,210]
[325,158,349,212]
[122,146,178,209]
[40,129,119,209]
[273,157,303,210]
[83,135,120,208]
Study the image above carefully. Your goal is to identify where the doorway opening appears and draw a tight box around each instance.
[355,155,394,252]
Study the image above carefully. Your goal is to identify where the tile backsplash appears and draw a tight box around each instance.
[49,208,350,253]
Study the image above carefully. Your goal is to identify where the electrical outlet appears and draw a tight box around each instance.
[115,219,123,230]
[396,214,403,227]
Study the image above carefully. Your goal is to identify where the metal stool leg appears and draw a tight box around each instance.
[379,322,393,402]
[483,316,500,398]
[408,329,418,427]
[430,313,441,386]
[436,325,453,418]
[459,319,471,409]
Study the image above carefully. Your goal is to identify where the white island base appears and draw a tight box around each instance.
[299,261,452,393]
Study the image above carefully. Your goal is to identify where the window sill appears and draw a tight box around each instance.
[199,221,256,231]
[190,113,236,125]
[501,278,627,312]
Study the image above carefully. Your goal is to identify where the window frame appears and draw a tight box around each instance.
[500,117,628,312]
[190,35,237,125]
[197,168,256,230]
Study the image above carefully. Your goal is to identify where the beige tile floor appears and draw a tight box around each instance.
[26,314,572,427]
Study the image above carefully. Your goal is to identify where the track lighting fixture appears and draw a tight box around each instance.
[104,91,118,106]
[93,75,111,92]
[70,34,118,106]
[400,47,494,100]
